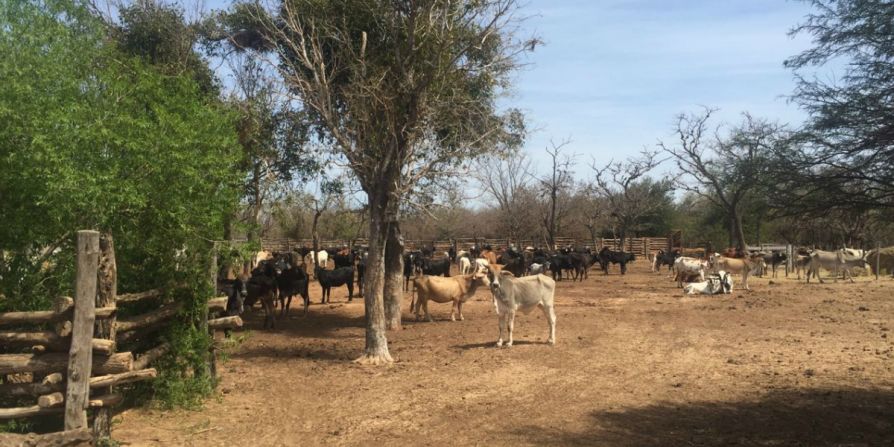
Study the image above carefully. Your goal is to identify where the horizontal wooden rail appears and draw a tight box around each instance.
[115,302,182,333]
[0,369,157,398]
[0,352,132,375]
[116,288,165,304]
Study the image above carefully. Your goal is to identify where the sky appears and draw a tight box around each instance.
[202,0,819,178]
[505,0,816,175]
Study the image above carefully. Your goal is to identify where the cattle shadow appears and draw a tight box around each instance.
[236,303,365,339]
[452,340,542,350]
[509,387,894,446]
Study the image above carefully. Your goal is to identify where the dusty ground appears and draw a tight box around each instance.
[113,263,894,446]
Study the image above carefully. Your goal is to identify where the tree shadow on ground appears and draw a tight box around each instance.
[510,388,894,446]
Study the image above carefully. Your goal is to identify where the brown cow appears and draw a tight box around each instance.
[709,254,765,290]
[410,273,490,322]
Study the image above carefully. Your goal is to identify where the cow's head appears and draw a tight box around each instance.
[718,271,733,294]
[228,276,248,315]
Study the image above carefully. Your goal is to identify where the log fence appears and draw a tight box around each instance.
[0,230,240,445]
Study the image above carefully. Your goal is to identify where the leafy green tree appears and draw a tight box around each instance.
[219,0,530,363]
[774,0,894,216]
[0,0,241,405]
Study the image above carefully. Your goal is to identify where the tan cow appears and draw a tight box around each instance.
[709,254,765,290]
[410,273,490,322]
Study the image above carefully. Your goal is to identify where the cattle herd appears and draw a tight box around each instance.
[214,241,887,345]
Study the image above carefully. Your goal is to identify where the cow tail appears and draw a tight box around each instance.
[409,284,416,314]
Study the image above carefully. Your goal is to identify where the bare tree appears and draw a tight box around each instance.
[590,151,670,250]
[660,109,779,250]
[538,139,575,249]
[475,153,534,241]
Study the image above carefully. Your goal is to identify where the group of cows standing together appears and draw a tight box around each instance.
[214,241,885,347]
[651,246,878,296]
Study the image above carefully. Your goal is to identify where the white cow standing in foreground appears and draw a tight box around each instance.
[487,270,556,347]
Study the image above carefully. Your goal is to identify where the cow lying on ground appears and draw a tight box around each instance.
[410,273,490,322]
[316,266,355,303]
[487,270,557,347]
[709,254,765,290]
[684,271,733,295]
[674,257,707,288]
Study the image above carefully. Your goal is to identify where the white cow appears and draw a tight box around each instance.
[528,262,550,275]
[673,257,707,288]
[487,271,556,347]
[475,258,490,273]
[459,256,472,275]
[807,249,870,283]
[684,271,733,295]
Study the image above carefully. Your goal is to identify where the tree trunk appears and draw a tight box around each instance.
[354,189,393,365]
[733,211,748,251]
[383,221,404,330]
[728,214,735,248]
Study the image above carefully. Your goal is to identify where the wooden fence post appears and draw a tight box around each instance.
[786,244,793,277]
[65,230,98,430]
[92,233,116,440]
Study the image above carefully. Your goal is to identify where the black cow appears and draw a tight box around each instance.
[317,266,355,303]
[332,250,355,269]
[469,245,482,260]
[274,254,310,316]
[246,261,278,328]
[356,249,368,296]
[447,243,457,263]
[502,256,527,277]
[549,254,573,281]
[422,257,451,277]
[756,250,787,278]
[403,251,423,291]
[653,249,680,273]
[598,247,635,275]
[568,252,592,281]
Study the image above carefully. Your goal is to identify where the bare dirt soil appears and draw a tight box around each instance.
[113,264,894,446]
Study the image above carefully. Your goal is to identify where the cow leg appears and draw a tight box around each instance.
[505,309,516,347]
[457,300,464,321]
[620,262,627,275]
[450,301,457,322]
[542,304,556,345]
[495,312,506,347]
[425,300,433,322]
[347,282,354,301]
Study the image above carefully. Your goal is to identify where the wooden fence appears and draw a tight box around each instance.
[235,236,672,256]
[0,231,240,445]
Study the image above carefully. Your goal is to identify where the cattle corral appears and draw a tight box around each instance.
[112,262,894,446]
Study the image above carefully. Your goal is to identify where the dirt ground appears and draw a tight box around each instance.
[113,263,894,446]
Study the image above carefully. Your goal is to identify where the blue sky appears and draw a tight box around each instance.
[507,0,815,174]
[203,0,818,178]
